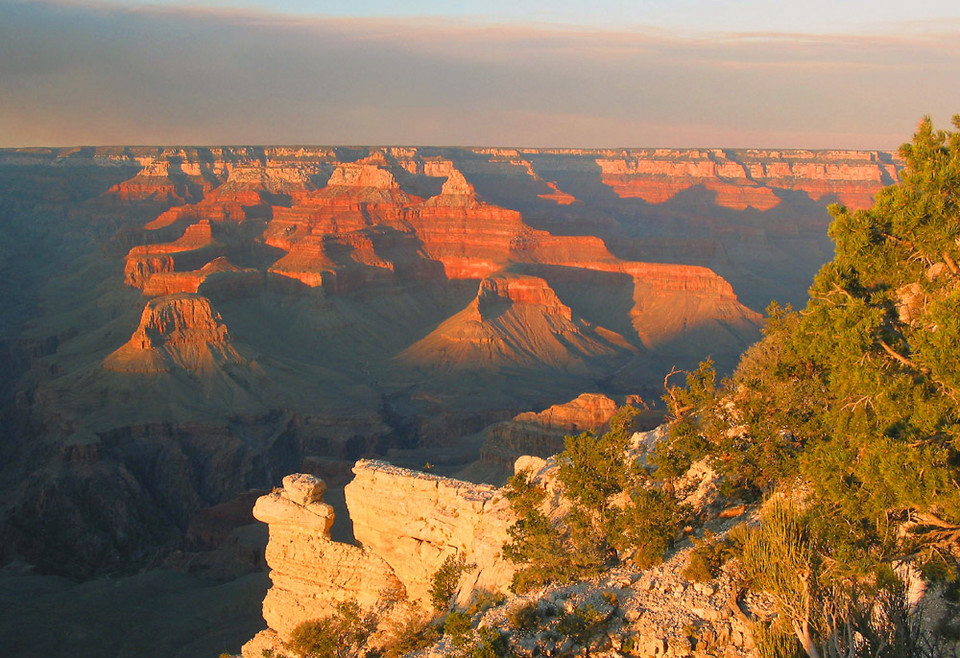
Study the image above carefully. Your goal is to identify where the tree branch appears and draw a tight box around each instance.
[877,338,924,371]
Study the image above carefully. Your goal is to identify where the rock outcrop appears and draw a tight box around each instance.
[480,393,621,467]
[244,466,516,656]
[345,460,516,605]
[397,272,636,373]
[103,293,244,374]
[0,143,900,588]
[595,148,897,211]
[248,473,403,648]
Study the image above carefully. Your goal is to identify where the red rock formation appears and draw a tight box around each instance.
[513,392,619,430]
[538,180,577,205]
[140,256,256,297]
[144,160,313,230]
[103,293,243,374]
[480,393,620,466]
[596,148,895,210]
[124,221,216,288]
[476,274,573,320]
[265,154,425,286]
[408,169,606,278]
[103,153,223,203]
[397,272,635,373]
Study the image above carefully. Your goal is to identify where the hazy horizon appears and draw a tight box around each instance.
[2,0,959,149]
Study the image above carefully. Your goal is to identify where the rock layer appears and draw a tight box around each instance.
[345,460,516,606]
[251,473,403,644]
[244,466,516,655]
[480,393,622,467]
[103,293,243,374]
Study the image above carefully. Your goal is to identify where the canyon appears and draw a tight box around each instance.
[0,145,896,655]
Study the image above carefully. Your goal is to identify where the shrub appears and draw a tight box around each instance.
[464,627,508,658]
[442,610,474,648]
[506,601,539,632]
[682,530,733,582]
[465,590,506,617]
[502,470,607,593]
[556,603,611,653]
[286,601,375,658]
[607,486,685,569]
[379,611,440,658]
[430,553,467,610]
[504,407,686,591]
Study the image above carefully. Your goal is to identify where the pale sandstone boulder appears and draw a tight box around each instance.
[345,460,517,607]
[243,473,404,653]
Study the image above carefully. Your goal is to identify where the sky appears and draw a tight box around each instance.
[1,0,959,149]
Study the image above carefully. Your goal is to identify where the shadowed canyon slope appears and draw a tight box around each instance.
[0,145,896,589]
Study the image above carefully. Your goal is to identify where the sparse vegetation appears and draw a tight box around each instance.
[503,406,688,592]
[442,610,474,648]
[506,601,539,632]
[655,116,960,656]
[379,610,440,658]
[285,601,375,658]
[463,627,509,658]
[682,530,734,582]
[430,552,468,610]
[556,603,613,656]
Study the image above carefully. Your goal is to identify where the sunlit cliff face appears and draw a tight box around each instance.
[0,143,896,579]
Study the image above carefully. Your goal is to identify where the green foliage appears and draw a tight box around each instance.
[682,530,734,582]
[558,405,640,513]
[442,610,474,647]
[502,463,607,593]
[506,601,539,632]
[647,116,960,655]
[606,486,686,569]
[660,115,960,536]
[463,627,508,658]
[464,590,506,617]
[286,601,376,658]
[504,406,687,592]
[441,611,508,657]
[654,361,717,480]
[754,622,805,658]
[379,611,440,658]
[556,603,611,653]
[430,553,468,610]
[738,499,947,657]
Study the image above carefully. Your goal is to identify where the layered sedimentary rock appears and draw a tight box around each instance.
[104,157,213,203]
[251,474,403,644]
[480,393,621,467]
[397,272,635,373]
[345,460,516,605]
[124,220,217,288]
[595,148,897,210]
[139,256,259,297]
[244,466,515,655]
[0,144,899,584]
[103,293,243,374]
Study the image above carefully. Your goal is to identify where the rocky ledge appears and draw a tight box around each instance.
[243,464,516,656]
[242,447,763,657]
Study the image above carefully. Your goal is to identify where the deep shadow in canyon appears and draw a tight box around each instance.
[0,146,897,656]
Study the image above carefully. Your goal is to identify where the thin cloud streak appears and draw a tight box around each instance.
[1,0,958,148]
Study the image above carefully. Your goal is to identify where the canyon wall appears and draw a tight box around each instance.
[0,144,897,581]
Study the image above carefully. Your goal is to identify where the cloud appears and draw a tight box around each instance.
[1,0,958,148]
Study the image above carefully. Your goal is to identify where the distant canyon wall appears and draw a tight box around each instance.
[0,144,897,578]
